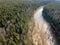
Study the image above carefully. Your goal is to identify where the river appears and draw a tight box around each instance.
[28,6,58,45]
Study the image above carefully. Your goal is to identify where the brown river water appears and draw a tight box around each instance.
[28,6,58,45]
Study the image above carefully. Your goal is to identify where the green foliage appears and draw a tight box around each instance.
[0,2,34,45]
[43,3,60,41]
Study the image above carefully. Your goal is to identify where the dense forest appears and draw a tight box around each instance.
[0,2,36,45]
[0,0,60,45]
[43,3,60,43]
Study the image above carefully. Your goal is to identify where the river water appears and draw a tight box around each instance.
[31,6,57,45]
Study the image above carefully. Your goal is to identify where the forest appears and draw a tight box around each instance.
[0,2,36,45]
[0,0,60,45]
[43,3,60,43]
